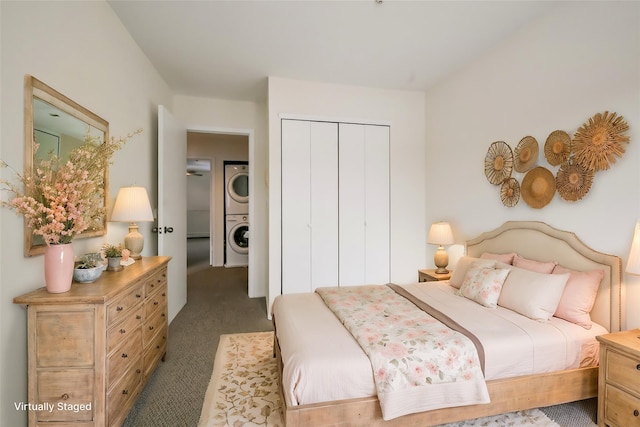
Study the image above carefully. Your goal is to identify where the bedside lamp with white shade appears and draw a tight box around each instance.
[627,221,640,275]
[428,221,454,274]
[111,186,154,260]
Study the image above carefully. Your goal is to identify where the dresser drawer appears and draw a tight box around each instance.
[607,349,640,393]
[107,282,144,327]
[107,307,143,354]
[144,325,167,379]
[107,357,143,426]
[145,267,167,296]
[143,305,167,347]
[36,369,93,422]
[144,282,167,319]
[36,309,95,368]
[107,330,142,389]
[605,384,640,427]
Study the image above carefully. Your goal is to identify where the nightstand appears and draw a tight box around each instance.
[418,269,452,282]
[597,329,640,427]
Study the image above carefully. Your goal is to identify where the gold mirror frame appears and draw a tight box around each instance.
[24,76,109,256]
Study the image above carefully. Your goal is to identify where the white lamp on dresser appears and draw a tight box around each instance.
[111,186,154,260]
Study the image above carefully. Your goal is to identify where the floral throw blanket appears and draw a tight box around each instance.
[316,285,490,420]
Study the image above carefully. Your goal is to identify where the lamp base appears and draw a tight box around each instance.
[433,246,449,275]
[124,223,144,260]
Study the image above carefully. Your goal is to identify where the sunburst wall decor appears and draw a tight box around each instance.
[573,111,629,171]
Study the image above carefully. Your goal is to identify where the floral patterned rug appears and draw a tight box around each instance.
[197,331,560,427]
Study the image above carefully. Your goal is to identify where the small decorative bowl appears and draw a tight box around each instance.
[73,263,104,283]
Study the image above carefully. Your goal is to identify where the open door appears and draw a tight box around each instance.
[158,105,187,322]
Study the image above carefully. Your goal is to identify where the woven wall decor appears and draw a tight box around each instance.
[521,167,555,209]
[484,141,513,185]
[544,130,571,166]
[556,158,594,202]
[500,177,520,207]
[514,136,538,173]
[573,111,630,171]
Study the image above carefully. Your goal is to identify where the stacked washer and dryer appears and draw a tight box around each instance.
[224,162,249,267]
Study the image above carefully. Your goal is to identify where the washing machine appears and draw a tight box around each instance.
[225,214,249,267]
[225,163,249,215]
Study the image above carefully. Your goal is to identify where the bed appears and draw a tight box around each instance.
[272,221,622,426]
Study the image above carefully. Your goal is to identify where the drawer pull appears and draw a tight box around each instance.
[149,325,154,331]
[154,301,159,306]
[136,369,142,374]
[161,313,166,318]
[122,389,128,395]
[61,393,69,400]
[162,293,166,297]
[122,353,128,358]
[119,328,126,334]
[136,294,142,298]
[636,363,640,370]
[136,315,142,320]
[116,306,123,312]
[635,409,639,417]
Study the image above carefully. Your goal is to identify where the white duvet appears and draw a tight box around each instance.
[272,281,605,412]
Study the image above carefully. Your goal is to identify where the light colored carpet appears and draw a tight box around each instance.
[198,332,562,427]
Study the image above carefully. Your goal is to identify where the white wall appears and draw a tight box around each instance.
[267,77,427,313]
[425,2,640,328]
[0,2,173,426]
[173,95,268,297]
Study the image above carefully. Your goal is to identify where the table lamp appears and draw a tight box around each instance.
[627,221,640,275]
[428,221,454,274]
[111,186,154,260]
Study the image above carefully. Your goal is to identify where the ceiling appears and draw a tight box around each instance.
[107,1,557,102]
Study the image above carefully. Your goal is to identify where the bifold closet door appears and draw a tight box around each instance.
[338,123,390,286]
[281,120,338,294]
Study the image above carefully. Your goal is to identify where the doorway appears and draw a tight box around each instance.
[186,131,250,274]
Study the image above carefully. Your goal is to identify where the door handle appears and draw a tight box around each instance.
[152,226,174,234]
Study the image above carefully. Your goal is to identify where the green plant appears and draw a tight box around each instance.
[76,255,99,269]
[102,243,124,258]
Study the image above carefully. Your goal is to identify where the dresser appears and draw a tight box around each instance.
[14,256,171,427]
[597,329,640,427]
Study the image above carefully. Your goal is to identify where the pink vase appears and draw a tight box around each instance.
[44,243,74,293]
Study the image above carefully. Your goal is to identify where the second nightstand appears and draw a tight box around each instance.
[597,329,640,427]
[418,269,452,282]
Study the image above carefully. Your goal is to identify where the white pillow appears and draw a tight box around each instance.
[449,256,497,288]
[457,266,510,308]
[497,266,570,322]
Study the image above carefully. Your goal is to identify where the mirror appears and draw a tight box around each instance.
[24,75,109,256]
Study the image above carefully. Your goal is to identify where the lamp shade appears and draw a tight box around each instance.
[428,222,454,246]
[111,186,154,222]
[627,221,640,275]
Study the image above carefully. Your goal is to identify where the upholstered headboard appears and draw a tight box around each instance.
[466,221,622,332]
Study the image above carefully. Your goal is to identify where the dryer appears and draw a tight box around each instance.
[225,214,249,267]
[225,163,249,215]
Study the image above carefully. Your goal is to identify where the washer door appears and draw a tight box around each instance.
[227,172,249,204]
[229,222,249,254]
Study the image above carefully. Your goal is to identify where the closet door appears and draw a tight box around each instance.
[364,125,390,284]
[281,120,338,294]
[338,123,390,286]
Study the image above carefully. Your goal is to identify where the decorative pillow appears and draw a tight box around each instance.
[552,265,604,329]
[449,256,497,289]
[513,254,557,274]
[480,252,516,265]
[498,266,570,321]
[457,266,510,308]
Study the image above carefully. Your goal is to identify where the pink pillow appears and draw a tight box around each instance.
[552,265,604,329]
[480,252,516,265]
[513,254,557,274]
[457,266,510,308]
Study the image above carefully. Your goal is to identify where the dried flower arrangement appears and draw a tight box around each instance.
[0,129,142,245]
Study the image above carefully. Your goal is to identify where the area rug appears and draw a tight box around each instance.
[197,331,560,427]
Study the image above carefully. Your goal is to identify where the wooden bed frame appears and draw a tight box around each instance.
[274,221,622,427]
